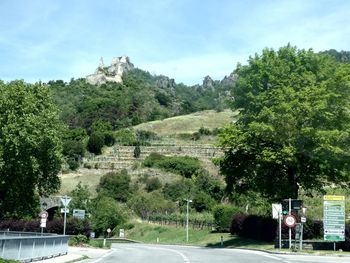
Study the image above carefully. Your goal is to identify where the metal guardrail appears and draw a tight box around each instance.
[0,231,69,262]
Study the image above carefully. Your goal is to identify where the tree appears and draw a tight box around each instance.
[69,182,91,213]
[97,169,132,202]
[217,45,350,200]
[87,132,104,154]
[0,81,63,219]
[90,195,127,237]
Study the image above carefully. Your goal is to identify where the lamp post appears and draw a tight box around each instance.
[184,199,192,242]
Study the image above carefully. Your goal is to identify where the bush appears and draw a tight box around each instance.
[87,132,104,154]
[90,196,127,237]
[143,153,202,178]
[230,214,277,242]
[69,234,88,246]
[97,170,132,202]
[114,129,137,146]
[0,218,91,236]
[145,177,162,192]
[192,192,215,212]
[213,205,241,232]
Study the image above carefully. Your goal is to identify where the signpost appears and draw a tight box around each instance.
[39,211,48,234]
[323,195,345,250]
[60,196,71,235]
[272,204,282,249]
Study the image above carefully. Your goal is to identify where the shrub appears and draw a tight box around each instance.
[97,170,132,202]
[143,153,202,178]
[133,145,141,158]
[145,177,162,192]
[213,205,241,232]
[69,234,88,246]
[192,191,215,212]
[87,132,104,154]
[114,129,136,146]
[230,214,277,242]
[230,213,246,235]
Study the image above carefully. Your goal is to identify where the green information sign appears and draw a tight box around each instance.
[323,195,345,241]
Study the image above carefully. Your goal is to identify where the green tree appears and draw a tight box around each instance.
[69,182,91,213]
[0,81,63,219]
[87,132,104,155]
[218,45,350,200]
[97,169,132,202]
[90,195,127,237]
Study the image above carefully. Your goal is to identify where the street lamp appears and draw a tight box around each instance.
[184,199,192,242]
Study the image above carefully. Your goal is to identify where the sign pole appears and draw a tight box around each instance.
[299,222,303,251]
[60,195,71,236]
[279,211,282,249]
[289,198,291,249]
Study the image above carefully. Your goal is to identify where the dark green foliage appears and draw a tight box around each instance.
[136,130,159,141]
[319,49,350,63]
[218,45,350,200]
[87,132,104,154]
[192,191,215,212]
[97,170,132,202]
[114,129,137,146]
[133,145,141,158]
[162,179,195,201]
[193,172,223,201]
[143,153,202,178]
[213,205,241,232]
[69,182,91,213]
[230,214,277,241]
[0,81,63,219]
[127,191,175,219]
[145,177,162,192]
[48,68,232,133]
[89,195,127,237]
[0,218,91,236]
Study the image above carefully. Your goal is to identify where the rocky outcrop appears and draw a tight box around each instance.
[220,71,236,86]
[202,75,215,90]
[86,56,134,86]
[155,76,176,91]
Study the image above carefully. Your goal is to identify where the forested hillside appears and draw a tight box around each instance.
[48,68,234,131]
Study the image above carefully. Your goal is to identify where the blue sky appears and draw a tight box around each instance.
[1,0,350,85]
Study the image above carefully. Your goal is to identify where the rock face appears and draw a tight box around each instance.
[86,56,134,85]
[202,75,215,90]
[220,72,236,86]
[155,76,176,91]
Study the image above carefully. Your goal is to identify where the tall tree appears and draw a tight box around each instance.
[0,81,63,218]
[217,45,350,200]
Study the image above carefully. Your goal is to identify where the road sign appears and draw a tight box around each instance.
[301,216,306,223]
[40,211,48,219]
[284,215,296,228]
[272,203,282,219]
[73,209,85,219]
[60,196,72,207]
[61,208,70,213]
[323,195,345,241]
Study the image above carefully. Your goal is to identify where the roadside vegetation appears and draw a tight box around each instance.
[0,47,350,253]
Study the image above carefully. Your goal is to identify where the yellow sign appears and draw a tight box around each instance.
[323,195,345,201]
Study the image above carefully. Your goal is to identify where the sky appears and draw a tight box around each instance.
[1,0,350,85]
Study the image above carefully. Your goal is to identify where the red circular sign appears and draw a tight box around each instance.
[283,215,296,228]
[40,211,48,219]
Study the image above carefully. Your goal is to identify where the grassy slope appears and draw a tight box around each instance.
[134,109,237,136]
[126,222,274,249]
[58,110,236,195]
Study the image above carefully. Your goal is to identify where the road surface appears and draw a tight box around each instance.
[86,243,350,263]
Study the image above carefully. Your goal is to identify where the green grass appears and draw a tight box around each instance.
[125,222,273,249]
[134,109,237,136]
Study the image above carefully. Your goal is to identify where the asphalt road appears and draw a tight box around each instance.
[87,243,350,263]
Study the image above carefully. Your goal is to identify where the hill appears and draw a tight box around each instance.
[58,109,234,196]
[134,109,237,136]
